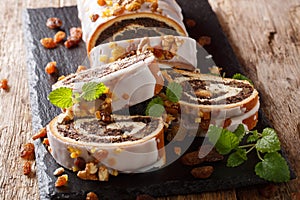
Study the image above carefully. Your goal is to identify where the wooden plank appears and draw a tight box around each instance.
[208,0,300,199]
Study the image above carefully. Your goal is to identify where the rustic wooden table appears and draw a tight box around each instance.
[0,0,299,199]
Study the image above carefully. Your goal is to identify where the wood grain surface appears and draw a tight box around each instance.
[0,0,299,200]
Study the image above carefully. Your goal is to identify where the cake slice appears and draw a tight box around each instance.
[162,69,259,133]
[77,0,188,52]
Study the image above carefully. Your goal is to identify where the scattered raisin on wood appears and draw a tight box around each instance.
[46,17,63,29]
[86,192,99,200]
[40,38,57,49]
[45,61,57,75]
[23,161,32,175]
[191,166,214,179]
[20,143,35,160]
[0,79,9,90]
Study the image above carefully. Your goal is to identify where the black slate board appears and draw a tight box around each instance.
[23,2,295,200]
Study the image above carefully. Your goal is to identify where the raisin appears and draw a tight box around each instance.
[40,38,57,49]
[191,166,214,179]
[45,61,57,75]
[90,14,99,22]
[46,17,63,29]
[20,143,35,160]
[74,157,86,170]
[0,79,8,90]
[54,31,66,43]
[181,151,204,166]
[23,161,31,175]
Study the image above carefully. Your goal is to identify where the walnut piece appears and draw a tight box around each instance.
[20,143,35,160]
[98,165,109,181]
[32,127,47,140]
[55,174,68,187]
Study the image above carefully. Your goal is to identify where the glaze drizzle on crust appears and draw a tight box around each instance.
[47,114,165,172]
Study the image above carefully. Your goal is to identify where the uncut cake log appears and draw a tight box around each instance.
[163,70,260,132]
[47,114,165,173]
[77,0,188,52]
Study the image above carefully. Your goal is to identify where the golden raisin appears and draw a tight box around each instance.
[86,192,99,200]
[45,61,57,74]
[20,143,35,160]
[0,79,8,90]
[70,27,83,39]
[42,138,50,146]
[90,14,100,22]
[46,17,63,29]
[40,38,57,49]
[55,174,68,187]
[54,31,66,43]
[64,37,81,48]
[23,161,31,175]
[97,0,106,6]
[32,127,47,140]
[76,65,87,73]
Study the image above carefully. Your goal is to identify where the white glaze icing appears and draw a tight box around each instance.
[47,114,165,172]
[53,53,163,112]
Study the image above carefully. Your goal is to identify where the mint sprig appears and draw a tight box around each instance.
[48,82,108,109]
[146,97,165,117]
[166,82,183,103]
[232,73,253,85]
[48,87,73,109]
[207,125,290,183]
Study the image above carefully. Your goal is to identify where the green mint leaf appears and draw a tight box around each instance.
[232,73,253,85]
[247,130,260,143]
[207,125,239,155]
[233,124,246,143]
[255,152,290,183]
[256,128,281,153]
[227,148,247,167]
[146,97,165,117]
[82,82,107,101]
[48,87,73,109]
[166,82,182,102]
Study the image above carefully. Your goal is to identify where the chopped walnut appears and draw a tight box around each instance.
[98,165,109,181]
[55,174,68,187]
[77,162,99,181]
[125,1,142,11]
[54,31,66,44]
[46,17,62,29]
[32,127,47,140]
[40,38,57,49]
[20,143,35,160]
[86,192,99,200]
[53,167,65,176]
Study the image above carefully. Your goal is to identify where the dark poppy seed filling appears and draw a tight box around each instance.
[56,116,160,143]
